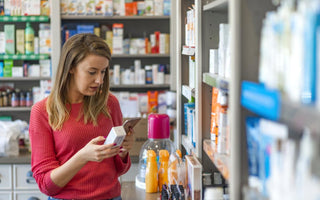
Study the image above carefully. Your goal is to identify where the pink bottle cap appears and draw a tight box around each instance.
[148,114,170,139]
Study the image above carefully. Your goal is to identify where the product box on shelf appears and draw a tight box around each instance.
[60,0,68,15]
[112,23,123,54]
[86,0,96,15]
[144,0,154,16]
[12,66,23,77]
[22,0,41,16]
[0,32,5,54]
[185,154,202,200]
[16,29,25,54]
[3,59,13,77]
[67,0,77,15]
[154,0,163,16]
[113,0,125,16]
[40,0,50,16]
[4,24,15,55]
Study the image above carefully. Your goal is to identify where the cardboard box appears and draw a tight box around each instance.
[104,126,126,147]
[4,24,15,55]
[16,29,24,54]
[186,155,202,200]
[125,117,148,156]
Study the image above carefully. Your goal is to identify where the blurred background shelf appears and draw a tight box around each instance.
[112,54,170,58]
[182,135,195,155]
[182,85,195,101]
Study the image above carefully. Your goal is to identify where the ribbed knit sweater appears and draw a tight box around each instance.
[29,94,131,199]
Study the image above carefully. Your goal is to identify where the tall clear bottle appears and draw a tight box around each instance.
[25,22,34,55]
[145,150,158,193]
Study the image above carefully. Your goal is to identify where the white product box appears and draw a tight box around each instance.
[113,64,120,85]
[152,64,158,84]
[60,0,68,15]
[39,29,51,54]
[189,56,195,88]
[4,0,11,16]
[144,0,154,16]
[67,0,77,15]
[104,126,126,147]
[12,67,23,77]
[186,155,202,200]
[28,64,40,77]
[22,0,40,16]
[77,0,86,15]
[0,32,5,54]
[34,37,39,54]
[209,49,218,74]
[104,0,113,16]
[86,0,95,15]
[113,0,125,16]
[39,59,51,77]
[154,0,163,16]
[112,23,123,54]
[159,33,169,54]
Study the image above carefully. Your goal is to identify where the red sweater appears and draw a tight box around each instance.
[29,94,131,199]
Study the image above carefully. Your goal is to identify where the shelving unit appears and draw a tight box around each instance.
[110,84,170,89]
[203,0,228,11]
[181,85,195,101]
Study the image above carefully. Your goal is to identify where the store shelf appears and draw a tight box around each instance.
[112,54,170,58]
[110,84,170,89]
[182,46,195,56]
[0,54,50,60]
[203,139,230,180]
[61,15,170,20]
[203,0,229,11]
[203,73,229,90]
[0,107,32,112]
[182,135,195,155]
[0,77,51,81]
[0,15,49,22]
[182,85,195,101]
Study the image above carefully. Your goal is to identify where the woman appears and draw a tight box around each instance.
[29,33,133,200]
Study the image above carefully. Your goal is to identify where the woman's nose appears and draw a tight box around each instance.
[95,73,104,84]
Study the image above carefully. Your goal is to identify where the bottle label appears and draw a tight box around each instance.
[25,34,34,53]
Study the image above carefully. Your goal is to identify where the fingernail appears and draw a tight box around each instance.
[119,150,123,153]
[113,143,117,146]
[120,146,123,149]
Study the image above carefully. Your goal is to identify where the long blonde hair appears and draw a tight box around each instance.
[47,33,111,130]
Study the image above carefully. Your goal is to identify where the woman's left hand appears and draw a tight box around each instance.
[119,128,134,158]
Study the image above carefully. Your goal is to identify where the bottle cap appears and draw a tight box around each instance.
[148,114,170,139]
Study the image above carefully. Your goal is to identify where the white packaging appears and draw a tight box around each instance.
[104,126,126,147]
[39,29,51,54]
[152,64,158,84]
[138,93,148,114]
[134,60,141,84]
[34,37,39,54]
[113,64,120,85]
[209,49,219,74]
[189,56,195,88]
[86,0,95,15]
[185,155,202,200]
[139,69,145,84]
[32,87,41,104]
[0,32,5,54]
[22,0,41,16]
[39,59,51,77]
[154,0,163,16]
[159,33,167,54]
[4,0,11,16]
[76,0,86,15]
[28,64,40,77]
[104,0,113,16]
[112,24,124,54]
[12,67,23,77]
[144,0,154,16]
[158,92,166,114]
[67,0,77,15]
[40,80,52,99]
[113,0,125,16]
[218,23,229,78]
[157,65,165,84]
[60,0,68,15]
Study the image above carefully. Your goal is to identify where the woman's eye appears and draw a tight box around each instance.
[101,70,106,74]
[89,71,96,75]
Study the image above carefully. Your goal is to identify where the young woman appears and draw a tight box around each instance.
[29,33,133,200]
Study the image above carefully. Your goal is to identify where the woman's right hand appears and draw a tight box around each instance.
[78,136,120,162]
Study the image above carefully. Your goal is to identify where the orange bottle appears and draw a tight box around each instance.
[145,150,158,193]
[158,150,169,192]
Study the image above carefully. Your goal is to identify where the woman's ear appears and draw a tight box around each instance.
[69,68,74,74]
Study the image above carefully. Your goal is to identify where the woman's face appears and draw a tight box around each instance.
[68,54,109,103]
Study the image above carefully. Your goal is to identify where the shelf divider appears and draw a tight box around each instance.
[0,16,49,22]
[0,54,50,60]
[61,15,170,20]
[0,107,32,112]
[203,73,229,90]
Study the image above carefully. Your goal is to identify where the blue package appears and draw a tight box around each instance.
[0,62,3,77]
[163,0,171,16]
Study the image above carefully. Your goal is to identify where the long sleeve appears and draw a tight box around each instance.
[29,99,63,196]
